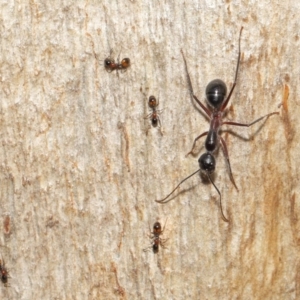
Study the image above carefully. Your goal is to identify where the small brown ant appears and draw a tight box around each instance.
[104,51,130,73]
[0,258,9,287]
[143,220,168,253]
[144,96,162,127]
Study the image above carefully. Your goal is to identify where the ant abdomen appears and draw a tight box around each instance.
[206,79,227,109]
[120,58,130,69]
[151,116,158,127]
[153,240,159,253]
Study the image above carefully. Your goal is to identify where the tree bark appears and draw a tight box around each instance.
[0,1,298,299]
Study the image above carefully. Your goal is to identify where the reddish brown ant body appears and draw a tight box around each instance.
[144,96,161,127]
[104,57,118,72]
[143,221,168,253]
[104,51,130,73]
[156,27,279,222]
[120,58,130,70]
[0,258,9,287]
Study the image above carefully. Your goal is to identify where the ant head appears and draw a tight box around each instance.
[104,58,114,69]
[153,222,161,232]
[205,79,227,109]
[148,96,157,108]
[198,152,216,173]
[121,58,130,68]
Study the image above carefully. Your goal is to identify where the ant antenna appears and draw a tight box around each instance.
[206,172,229,222]
[156,168,229,222]
[233,26,243,83]
[220,26,243,112]
[155,169,201,204]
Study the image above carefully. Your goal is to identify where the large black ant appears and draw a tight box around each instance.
[0,257,9,287]
[156,27,279,222]
[143,221,168,253]
[104,50,130,73]
[144,96,162,127]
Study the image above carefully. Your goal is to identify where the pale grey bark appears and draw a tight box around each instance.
[0,1,299,299]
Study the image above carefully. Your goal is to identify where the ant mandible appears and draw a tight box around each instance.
[156,27,279,222]
[144,96,162,127]
[143,220,168,253]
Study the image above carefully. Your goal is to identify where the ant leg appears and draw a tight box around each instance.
[147,222,153,238]
[143,245,152,252]
[115,52,121,77]
[154,109,163,128]
[192,95,211,118]
[160,243,168,249]
[186,131,208,156]
[116,51,121,66]
[144,113,151,119]
[161,218,168,234]
[221,27,243,111]
[160,238,169,243]
[157,116,162,128]
[143,225,154,252]
[222,112,279,127]
[159,238,169,248]
[181,50,211,117]
[220,137,239,191]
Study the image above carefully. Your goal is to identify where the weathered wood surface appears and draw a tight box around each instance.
[0,1,299,299]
